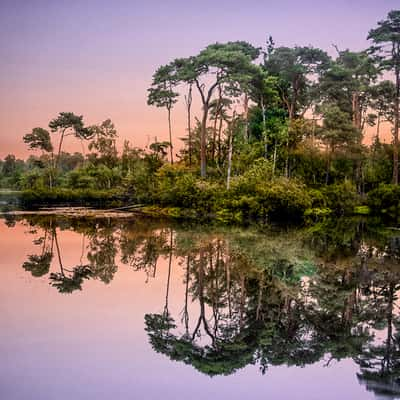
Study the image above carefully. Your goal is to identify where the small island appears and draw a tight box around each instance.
[1,10,400,227]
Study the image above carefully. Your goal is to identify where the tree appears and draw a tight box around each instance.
[88,119,118,168]
[147,65,179,164]
[23,127,55,188]
[368,10,400,184]
[320,50,377,134]
[2,154,17,176]
[23,128,53,153]
[265,45,330,121]
[370,80,396,140]
[248,68,281,158]
[174,41,260,177]
[317,105,361,184]
[48,112,90,169]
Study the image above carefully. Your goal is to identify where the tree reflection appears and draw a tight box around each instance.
[14,214,400,395]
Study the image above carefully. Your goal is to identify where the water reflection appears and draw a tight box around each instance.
[11,215,400,398]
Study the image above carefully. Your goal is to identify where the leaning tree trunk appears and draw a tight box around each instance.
[55,129,66,171]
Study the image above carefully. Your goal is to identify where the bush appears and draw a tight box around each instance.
[154,164,220,213]
[225,169,312,223]
[322,181,358,215]
[367,184,400,223]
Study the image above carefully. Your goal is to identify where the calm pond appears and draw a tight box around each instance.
[1,214,400,399]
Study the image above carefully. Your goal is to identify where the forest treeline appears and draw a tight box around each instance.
[1,10,400,223]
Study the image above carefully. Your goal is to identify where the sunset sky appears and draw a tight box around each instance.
[0,0,398,158]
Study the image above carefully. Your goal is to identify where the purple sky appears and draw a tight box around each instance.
[0,0,398,157]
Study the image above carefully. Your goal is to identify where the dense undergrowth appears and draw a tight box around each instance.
[6,160,397,226]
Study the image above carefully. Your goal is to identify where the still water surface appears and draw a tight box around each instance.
[1,215,400,399]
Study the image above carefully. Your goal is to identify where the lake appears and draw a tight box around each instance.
[1,214,400,399]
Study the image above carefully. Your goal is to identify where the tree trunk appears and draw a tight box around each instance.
[211,86,222,162]
[261,98,268,158]
[54,229,64,275]
[55,130,66,171]
[272,139,277,176]
[376,115,381,141]
[167,107,174,164]
[325,146,332,185]
[212,115,218,163]
[285,135,289,178]
[226,119,233,190]
[351,92,362,131]
[195,78,221,178]
[200,105,209,178]
[184,255,190,335]
[243,93,249,143]
[164,230,173,314]
[393,65,400,185]
[185,85,193,165]
[217,114,223,165]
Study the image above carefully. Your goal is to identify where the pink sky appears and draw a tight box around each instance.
[0,0,397,158]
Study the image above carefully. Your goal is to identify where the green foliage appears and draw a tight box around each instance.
[367,184,400,222]
[221,161,313,223]
[49,112,88,138]
[87,119,118,168]
[354,205,370,215]
[154,164,220,213]
[23,128,53,153]
[20,188,124,208]
[322,181,359,215]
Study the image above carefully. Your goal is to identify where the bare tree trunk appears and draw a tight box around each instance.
[272,139,277,176]
[226,116,234,190]
[184,255,190,335]
[239,274,245,328]
[167,107,174,164]
[285,135,289,178]
[393,64,400,185]
[217,114,223,164]
[384,283,394,373]
[261,98,268,158]
[243,93,249,143]
[54,229,64,275]
[164,230,173,314]
[195,78,221,178]
[225,242,232,319]
[352,92,358,129]
[325,146,333,185]
[185,84,193,165]
[200,106,208,178]
[211,86,222,162]
[55,130,66,171]
[376,115,381,141]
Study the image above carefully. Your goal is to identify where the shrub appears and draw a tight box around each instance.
[367,184,400,223]
[154,164,220,214]
[322,181,358,215]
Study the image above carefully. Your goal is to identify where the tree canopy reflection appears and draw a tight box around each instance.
[13,215,400,397]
